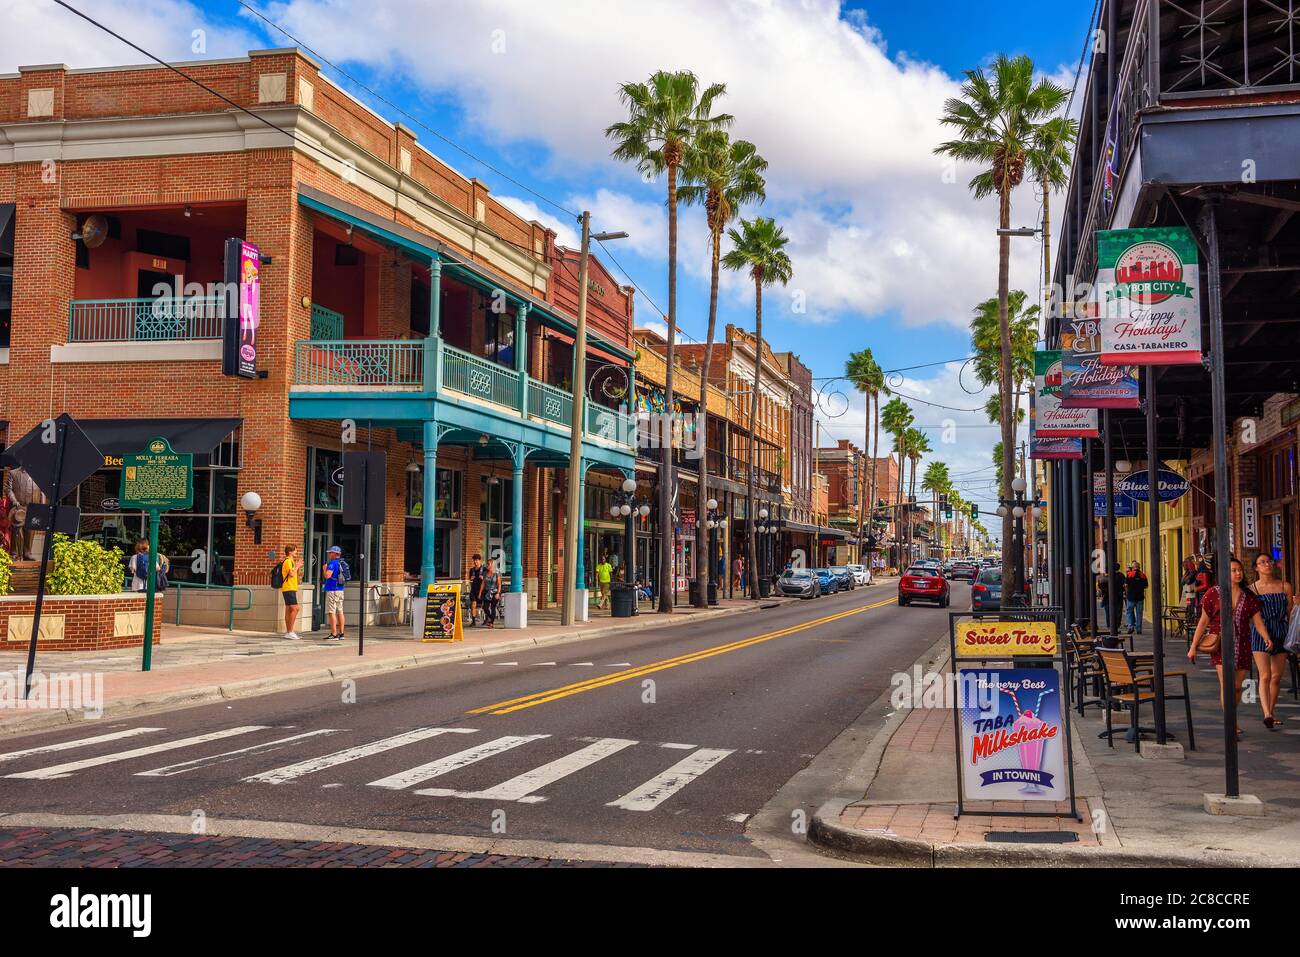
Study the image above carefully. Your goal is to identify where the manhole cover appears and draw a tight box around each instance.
[985,831,1079,844]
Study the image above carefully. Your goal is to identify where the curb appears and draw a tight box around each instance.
[0,598,794,736]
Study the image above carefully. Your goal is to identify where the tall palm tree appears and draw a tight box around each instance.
[921,460,950,557]
[722,217,793,599]
[905,427,930,561]
[971,290,1038,450]
[679,130,767,606]
[1029,115,1078,319]
[935,53,1070,587]
[607,70,732,613]
[845,348,886,564]
[880,396,913,567]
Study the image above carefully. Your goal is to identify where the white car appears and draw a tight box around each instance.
[846,563,871,586]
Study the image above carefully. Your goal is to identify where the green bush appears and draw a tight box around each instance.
[0,548,11,596]
[47,534,125,596]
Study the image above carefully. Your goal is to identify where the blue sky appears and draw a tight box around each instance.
[5,0,1097,521]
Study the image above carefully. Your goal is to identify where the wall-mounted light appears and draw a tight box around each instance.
[241,490,263,544]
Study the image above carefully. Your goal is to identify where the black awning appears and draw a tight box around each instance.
[781,520,819,535]
[818,526,851,540]
[79,418,241,465]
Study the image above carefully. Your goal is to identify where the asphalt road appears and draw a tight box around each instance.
[0,579,968,862]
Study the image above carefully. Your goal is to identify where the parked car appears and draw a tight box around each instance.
[777,568,821,599]
[950,561,978,582]
[812,568,841,594]
[971,567,1002,611]
[941,560,955,578]
[846,563,871,586]
[898,565,950,606]
[829,566,856,590]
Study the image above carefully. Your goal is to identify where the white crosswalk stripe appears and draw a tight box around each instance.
[418,737,636,803]
[371,734,548,791]
[244,727,475,785]
[606,748,735,811]
[0,727,163,764]
[5,726,268,780]
[137,729,342,777]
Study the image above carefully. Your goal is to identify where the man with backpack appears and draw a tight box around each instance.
[322,544,350,641]
[273,544,304,640]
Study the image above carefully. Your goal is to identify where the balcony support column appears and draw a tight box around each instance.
[412,416,448,637]
[502,439,529,628]
[515,303,529,413]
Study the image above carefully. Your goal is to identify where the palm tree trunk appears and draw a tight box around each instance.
[855,398,867,559]
[895,435,906,568]
[746,276,763,599]
[997,184,1016,589]
[869,397,879,572]
[658,161,679,614]
[693,224,723,607]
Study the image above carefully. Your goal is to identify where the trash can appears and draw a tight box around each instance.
[611,582,636,618]
[707,579,718,606]
[757,578,771,598]
[687,579,702,607]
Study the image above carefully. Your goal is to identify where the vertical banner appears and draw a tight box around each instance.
[1241,496,1258,551]
[223,238,261,378]
[1029,384,1083,460]
[1030,351,1092,461]
[1098,227,1203,366]
[958,668,1068,801]
[1059,303,1141,409]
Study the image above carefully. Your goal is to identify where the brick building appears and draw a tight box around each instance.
[0,50,636,631]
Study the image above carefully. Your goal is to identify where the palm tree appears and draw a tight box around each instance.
[1029,115,1078,318]
[905,427,930,561]
[880,396,913,567]
[679,130,767,606]
[935,52,1070,587]
[845,348,886,563]
[722,216,793,599]
[971,290,1038,449]
[921,460,950,558]
[607,70,732,613]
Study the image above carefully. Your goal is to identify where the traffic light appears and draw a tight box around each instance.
[970,505,979,520]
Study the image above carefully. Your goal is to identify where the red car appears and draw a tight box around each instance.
[898,565,951,607]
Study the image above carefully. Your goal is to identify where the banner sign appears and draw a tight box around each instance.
[1117,466,1190,503]
[1097,227,1203,366]
[1094,493,1137,517]
[958,668,1068,801]
[955,620,1058,657]
[121,438,193,511]
[1029,379,1083,460]
[1032,351,1098,437]
[1241,496,1259,550]
[222,238,261,378]
[422,582,464,643]
[1060,306,1140,409]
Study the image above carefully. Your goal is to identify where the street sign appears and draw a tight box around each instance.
[1,413,103,502]
[342,451,386,526]
[22,503,80,534]
[122,438,193,510]
[1117,467,1190,503]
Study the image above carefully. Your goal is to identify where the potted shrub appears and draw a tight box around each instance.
[47,534,126,595]
[0,549,11,597]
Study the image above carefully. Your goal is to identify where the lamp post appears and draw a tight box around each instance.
[704,497,726,606]
[997,475,1030,604]
[562,213,628,627]
[755,507,780,596]
[609,476,650,606]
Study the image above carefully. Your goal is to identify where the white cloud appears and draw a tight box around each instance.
[494,194,580,249]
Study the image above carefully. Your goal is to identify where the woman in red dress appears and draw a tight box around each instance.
[1188,557,1268,737]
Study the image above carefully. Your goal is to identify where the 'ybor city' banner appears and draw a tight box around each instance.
[1030,351,1095,460]
[1058,302,1140,408]
[1097,226,1203,366]
[1029,381,1082,460]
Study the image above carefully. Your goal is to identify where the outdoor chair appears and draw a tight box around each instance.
[1065,638,1105,717]
[1097,649,1195,753]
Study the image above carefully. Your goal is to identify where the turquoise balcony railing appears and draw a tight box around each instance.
[67,296,226,342]
[309,304,344,340]
[294,340,424,387]
[528,379,573,426]
[441,343,520,408]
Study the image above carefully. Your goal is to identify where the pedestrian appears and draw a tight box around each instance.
[322,545,348,641]
[733,555,744,591]
[481,559,500,628]
[1124,561,1148,635]
[1248,552,1294,730]
[1189,557,1269,739]
[128,538,169,592]
[595,553,613,610]
[276,544,304,640]
[1179,556,1199,632]
[466,553,485,626]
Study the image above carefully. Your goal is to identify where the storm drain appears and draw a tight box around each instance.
[984,831,1079,844]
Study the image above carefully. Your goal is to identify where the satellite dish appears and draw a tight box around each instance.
[78,214,109,249]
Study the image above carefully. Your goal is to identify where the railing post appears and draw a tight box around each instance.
[515,303,529,413]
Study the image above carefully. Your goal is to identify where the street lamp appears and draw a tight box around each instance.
[998,475,1032,603]
[610,477,649,610]
[703,497,725,605]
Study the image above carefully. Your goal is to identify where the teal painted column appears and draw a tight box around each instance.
[575,460,586,588]
[510,453,525,593]
[420,419,439,590]
[515,303,529,413]
[428,258,442,336]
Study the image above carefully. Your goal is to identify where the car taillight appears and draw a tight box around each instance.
[973,584,987,594]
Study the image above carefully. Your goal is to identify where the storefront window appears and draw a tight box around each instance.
[480,475,514,572]
[408,468,461,520]
[482,297,516,367]
[305,447,380,581]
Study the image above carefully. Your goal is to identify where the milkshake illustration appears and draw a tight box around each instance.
[1012,709,1048,794]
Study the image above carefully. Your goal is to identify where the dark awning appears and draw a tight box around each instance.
[781,520,819,535]
[818,526,851,540]
[79,418,241,466]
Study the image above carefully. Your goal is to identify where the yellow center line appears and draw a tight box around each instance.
[467,597,896,716]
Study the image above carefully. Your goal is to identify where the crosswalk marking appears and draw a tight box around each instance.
[136,729,342,777]
[373,734,548,791]
[0,727,163,764]
[605,748,734,812]
[421,738,637,803]
[6,726,269,780]
[244,727,475,785]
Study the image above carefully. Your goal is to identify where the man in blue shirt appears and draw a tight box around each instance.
[323,545,346,641]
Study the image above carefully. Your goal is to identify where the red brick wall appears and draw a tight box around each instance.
[0,594,162,652]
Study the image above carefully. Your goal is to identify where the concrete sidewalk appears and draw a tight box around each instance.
[0,596,791,735]
[811,633,1300,867]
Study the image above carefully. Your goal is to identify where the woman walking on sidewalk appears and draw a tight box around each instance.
[481,560,501,628]
[1189,557,1269,738]
[1248,552,1294,730]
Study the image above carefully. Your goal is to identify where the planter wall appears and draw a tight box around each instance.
[0,594,162,652]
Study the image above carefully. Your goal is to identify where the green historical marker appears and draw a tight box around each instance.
[121,438,193,672]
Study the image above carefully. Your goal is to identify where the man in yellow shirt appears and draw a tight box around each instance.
[595,554,613,609]
[280,544,304,640]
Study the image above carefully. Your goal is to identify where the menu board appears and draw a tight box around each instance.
[422,582,463,643]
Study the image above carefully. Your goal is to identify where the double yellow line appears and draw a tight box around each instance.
[468,597,895,715]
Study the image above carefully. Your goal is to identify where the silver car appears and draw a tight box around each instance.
[777,568,821,599]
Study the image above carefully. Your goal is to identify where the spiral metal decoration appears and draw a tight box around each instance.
[587,361,632,405]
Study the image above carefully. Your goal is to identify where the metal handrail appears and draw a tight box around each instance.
[294,339,423,387]
[171,581,254,631]
[441,343,520,408]
[68,296,226,343]
[309,304,344,340]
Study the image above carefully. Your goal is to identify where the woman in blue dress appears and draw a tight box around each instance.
[1249,553,1294,730]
